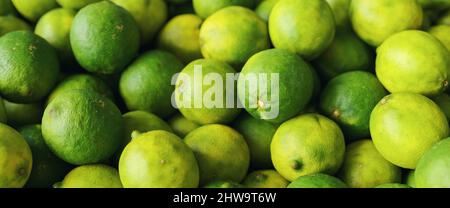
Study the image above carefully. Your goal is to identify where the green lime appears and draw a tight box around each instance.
[157,14,203,63]
[111,0,168,45]
[255,0,279,22]
[56,164,122,188]
[271,113,346,181]
[19,125,71,188]
[119,50,184,118]
[0,15,31,36]
[0,0,17,16]
[370,93,449,169]
[185,124,250,185]
[42,90,123,165]
[429,25,450,51]
[56,0,101,10]
[376,30,450,96]
[168,113,200,138]
[233,113,278,169]
[199,6,269,67]
[12,0,58,22]
[375,183,411,188]
[314,32,373,80]
[119,130,199,188]
[337,140,401,188]
[433,93,450,123]
[174,59,241,125]
[405,170,416,188]
[0,31,59,103]
[70,1,140,74]
[35,8,76,63]
[415,138,450,188]
[47,74,114,106]
[3,100,43,127]
[0,97,6,123]
[287,173,347,188]
[120,111,173,156]
[349,0,423,46]
[0,123,32,188]
[319,71,388,140]
[326,0,351,30]
[269,0,335,60]
[242,170,289,188]
[193,0,257,18]
[238,49,314,124]
[203,180,244,188]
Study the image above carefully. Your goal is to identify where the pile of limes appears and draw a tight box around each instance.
[0,0,449,188]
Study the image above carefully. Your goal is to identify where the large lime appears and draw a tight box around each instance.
[370,93,449,169]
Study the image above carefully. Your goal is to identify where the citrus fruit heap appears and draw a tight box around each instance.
[0,0,449,189]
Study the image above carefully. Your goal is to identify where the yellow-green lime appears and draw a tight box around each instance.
[349,0,423,46]
[337,140,401,188]
[157,14,203,63]
[415,138,450,188]
[370,93,449,169]
[326,0,351,30]
[185,124,250,185]
[242,170,289,188]
[0,15,31,36]
[119,130,199,188]
[255,0,279,22]
[0,123,32,188]
[271,113,346,181]
[193,0,257,19]
[168,113,200,138]
[429,25,450,51]
[56,164,122,188]
[57,0,101,10]
[287,173,347,188]
[12,0,58,22]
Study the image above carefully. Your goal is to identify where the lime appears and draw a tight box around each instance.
[349,0,423,46]
[111,0,168,45]
[42,90,123,165]
[433,93,450,122]
[174,59,241,125]
[199,6,269,67]
[0,31,59,103]
[70,1,140,74]
[429,25,450,51]
[193,0,257,18]
[287,173,347,188]
[56,164,122,188]
[415,138,450,188]
[119,50,184,118]
[269,0,335,60]
[0,0,17,16]
[314,32,373,81]
[0,123,32,188]
[203,180,244,188]
[271,113,346,181]
[0,15,31,36]
[233,113,278,169]
[185,124,250,185]
[157,14,203,63]
[375,183,411,188]
[242,170,289,188]
[120,111,173,156]
[19,125,71,188]
[376,30,450,96]
[168,113,200,138]
[119,130,199,188]
[255,0,279,22]
[319,71,388,140]
[370,93,449,169]
[238,49,314,124]
[57,0,101,10]
[337,140,401,188]
[3,99,43,128]
[35,8,76,63]
[12,0,58,22]
[47,74,114,106]
[326,0,351,29]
